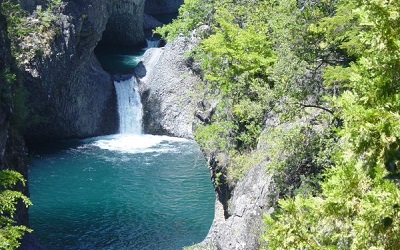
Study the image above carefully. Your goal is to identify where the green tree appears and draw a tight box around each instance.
[196,0,276,151]
[162,0,400,246]
[0,0,62,63]
[0,170,31,250]
[262,0,400,248]
[155,0,215,39]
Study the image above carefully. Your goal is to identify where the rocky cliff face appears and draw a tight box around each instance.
[100,0,145,47]
[0,8,29,237]
[134,33,203,138]
[198,164,275,250]
[5,1,277,248]
[19,0,149,143]
[143,0,182,32]
[16,0,185,143]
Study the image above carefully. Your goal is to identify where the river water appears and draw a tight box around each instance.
[29,134,214,249]
[28,48,215,249]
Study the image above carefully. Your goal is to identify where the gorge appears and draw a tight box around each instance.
[25,0,219,247]
[3,0,399,249]
[1,0,274,249]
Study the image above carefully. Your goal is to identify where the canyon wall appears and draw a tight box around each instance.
[100,0,145,47]
[18,0,185,143]
[4,0,275,248]
[20,0,149,143]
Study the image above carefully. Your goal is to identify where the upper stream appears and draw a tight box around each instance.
[28,46,215,249]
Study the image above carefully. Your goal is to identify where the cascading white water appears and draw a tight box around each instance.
[114,76,143,134]
[146,38,161,48]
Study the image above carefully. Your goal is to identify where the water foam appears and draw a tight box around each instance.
[88,134,189,154]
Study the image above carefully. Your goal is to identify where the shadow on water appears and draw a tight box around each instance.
[28,139,85,156]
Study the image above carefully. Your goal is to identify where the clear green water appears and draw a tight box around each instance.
[29,134,215,249]
[94,47,145,74]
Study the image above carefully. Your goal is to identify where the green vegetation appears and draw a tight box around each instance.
[161,0,400,248]
[0,170,31,250]
[0,68,15,108]
[0,3,36,249]
[162,0,336,185]
[0,67,31,133]
[0,0,62,63]
[261,1,400,248]
[156,0,215,38]
[0,61,31,250]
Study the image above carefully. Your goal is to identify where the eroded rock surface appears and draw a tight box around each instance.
[0,11,30,246]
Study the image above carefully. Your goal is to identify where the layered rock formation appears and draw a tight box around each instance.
[100,0,145,47]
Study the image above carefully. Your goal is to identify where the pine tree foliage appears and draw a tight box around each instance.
[262,0,400,249]
[197,0,276,150]
[0,170,31,250]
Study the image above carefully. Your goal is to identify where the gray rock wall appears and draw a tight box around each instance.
[22,0,147,142]
[0,9,29,235]
[101,0,145,47]
[196,164,276,250]
[135,34,202,138]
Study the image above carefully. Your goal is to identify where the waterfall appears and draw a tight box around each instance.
[114,76,143,134]
[146,38,160,48]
